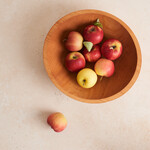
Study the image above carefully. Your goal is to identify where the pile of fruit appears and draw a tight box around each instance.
[65,19,123,88]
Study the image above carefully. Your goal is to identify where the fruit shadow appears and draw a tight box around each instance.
[21,2,82,90]
[37,109,55,129]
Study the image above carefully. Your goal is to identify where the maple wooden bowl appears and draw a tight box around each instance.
[43,10,141,103]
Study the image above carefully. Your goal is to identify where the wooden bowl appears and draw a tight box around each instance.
[43,10,142,103]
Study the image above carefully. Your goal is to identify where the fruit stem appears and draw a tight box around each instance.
[111,45,116,49]
[73,56,77,59]
[63,38,67,42]
[100,76,103,81]
[83,79,86,86]
[94,18,103,29]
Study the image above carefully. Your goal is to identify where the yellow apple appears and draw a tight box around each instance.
[77,68,97,88]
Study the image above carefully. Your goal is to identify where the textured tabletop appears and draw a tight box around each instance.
[0,0,150,149]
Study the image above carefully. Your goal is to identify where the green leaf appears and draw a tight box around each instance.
[83,41,93,52]
[94,18,103,29]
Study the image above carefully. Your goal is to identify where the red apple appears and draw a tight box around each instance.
[83,45,101,62]
[101,39,123,60]
[65,52,86,72]
[47,112,67,132]
[83,25,103,45]
[94,58,115,77]
[65,31,83,51]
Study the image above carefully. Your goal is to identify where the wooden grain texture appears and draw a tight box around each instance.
[43,9,142,103]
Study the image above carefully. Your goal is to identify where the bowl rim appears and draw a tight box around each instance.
[43,9,142,103]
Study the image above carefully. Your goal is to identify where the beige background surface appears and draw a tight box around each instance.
[0,0,150,150]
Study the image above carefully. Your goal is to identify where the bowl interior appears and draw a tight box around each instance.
[44,10,138,102]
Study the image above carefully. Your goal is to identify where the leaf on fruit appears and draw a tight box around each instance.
[83,41,93,52]
[94,18,103,29]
